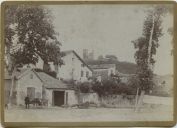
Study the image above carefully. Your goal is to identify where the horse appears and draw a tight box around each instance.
[29,98,48,107]
[29,98,42,107]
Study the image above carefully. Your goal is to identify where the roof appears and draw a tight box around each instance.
[85,59,137,74]
[61,50,93,72]
[89,64,116,70]
[117,72,136,77]
[5,67,71,89]
[35,71,69,89]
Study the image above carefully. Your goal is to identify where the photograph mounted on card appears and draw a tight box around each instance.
[1,1,176,127]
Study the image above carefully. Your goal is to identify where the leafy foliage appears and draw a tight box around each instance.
[92,79,135,97]
[74,82,92,93]
[132,6,168,92]
[4,5,62,73]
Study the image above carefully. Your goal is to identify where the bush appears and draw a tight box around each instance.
[92,80,135,97]
[78,102,89,109]
[75,79,137,97]
[75,82,92,93]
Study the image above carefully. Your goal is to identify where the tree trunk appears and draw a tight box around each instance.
[135,90,145,112]
[134,88,139,110]
[8,66,16,107]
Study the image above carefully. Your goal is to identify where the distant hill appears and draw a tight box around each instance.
[116,61,137,74]
[85,60,137,74]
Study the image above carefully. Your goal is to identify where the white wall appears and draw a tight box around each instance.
[108,67,116,75]
[65,90,78,105]
[80,93,99,104]
[80,65,92,82]
[57,52,92,82]
[45,89,53,106]
[45,89,78,106]
[17,71,43,106]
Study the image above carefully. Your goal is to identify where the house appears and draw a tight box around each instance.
[117,72,135,83]
[4,68,78,107]
[21,50,93,83]
[54,50,93,82]
[88,64,116,81]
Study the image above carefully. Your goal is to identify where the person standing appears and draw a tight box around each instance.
[25,95,30,109]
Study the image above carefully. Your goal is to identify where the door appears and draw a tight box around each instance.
[53,91,64,106]
[27,87,35,100]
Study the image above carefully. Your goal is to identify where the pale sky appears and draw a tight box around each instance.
[46,5,173,75]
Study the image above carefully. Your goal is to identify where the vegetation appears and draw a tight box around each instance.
[132,6,171,111]
[5,5,63,74]
[132,6,169,93]
[5,5,62,105]
[76,77,136,97]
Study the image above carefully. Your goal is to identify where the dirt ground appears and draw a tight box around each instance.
[4,104,173,122]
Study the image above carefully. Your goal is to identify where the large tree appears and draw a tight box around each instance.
[132,6,170,111]
[4,5,62,105]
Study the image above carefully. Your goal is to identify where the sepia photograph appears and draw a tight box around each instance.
[1,1,175,126]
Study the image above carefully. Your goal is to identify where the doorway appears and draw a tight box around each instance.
[27,87,35,100]
[53,91,65,106]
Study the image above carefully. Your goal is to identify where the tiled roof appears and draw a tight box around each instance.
[89,64,116,69]
[5,67,71,90]
[35,71,69,89]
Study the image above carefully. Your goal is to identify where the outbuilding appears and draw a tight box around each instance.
[4,68,78,107]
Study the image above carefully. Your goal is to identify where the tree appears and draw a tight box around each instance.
[4,5,62,106]
[132,6,169,112]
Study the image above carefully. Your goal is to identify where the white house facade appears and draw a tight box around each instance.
[89,64,116,81]
[21,50,93,83]
[56,50,93,82]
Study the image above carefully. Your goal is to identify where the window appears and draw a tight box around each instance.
[30,74,33,79]
[36,92,41,98]
[86,71,89,78]
[27,87,35,100]
[81,71,84,77]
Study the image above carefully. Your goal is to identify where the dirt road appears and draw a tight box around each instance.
[4,105,173,122]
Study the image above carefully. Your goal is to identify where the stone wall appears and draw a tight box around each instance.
[78,93,135,108]
[79,92,99,104]
[17,71,43,106]
[100,95,135,108]
[66,90,78,105]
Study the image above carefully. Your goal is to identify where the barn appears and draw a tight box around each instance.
[4,68,78,107]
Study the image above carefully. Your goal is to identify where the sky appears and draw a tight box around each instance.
[46,5,173,75]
